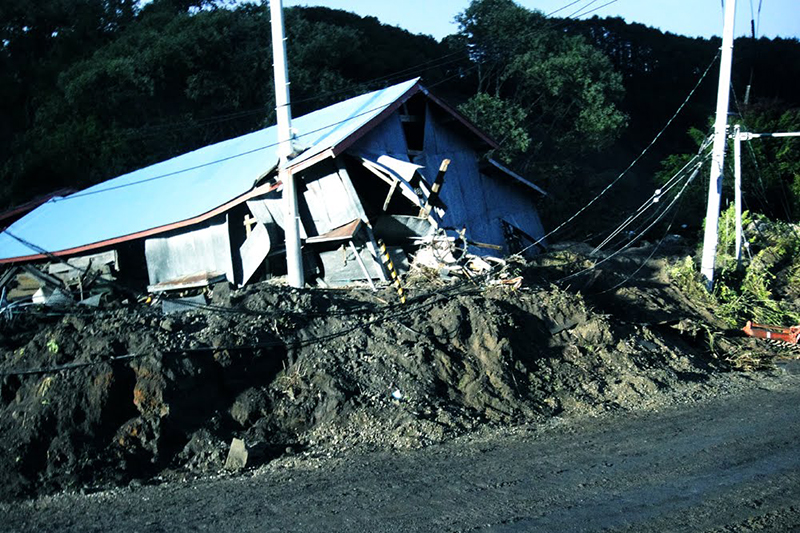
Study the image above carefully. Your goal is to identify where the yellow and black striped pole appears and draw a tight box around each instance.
[377,239,406,304]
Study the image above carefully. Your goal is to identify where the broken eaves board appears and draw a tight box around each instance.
[148,271,227,293]
[306,219,362,245]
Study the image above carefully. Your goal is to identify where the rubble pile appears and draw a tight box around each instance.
[0,248,774,501]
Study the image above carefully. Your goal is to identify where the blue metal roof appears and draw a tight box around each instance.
[0,78,420,261]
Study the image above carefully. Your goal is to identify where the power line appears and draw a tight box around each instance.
[757,0,763,37]
[546,0,587,17]
[50,99,402,202]
[570,0,619,20]
[590,143,712,255]
[516,50,721,255]
[556,159,704,285]
[591,180,693,295]
[563,0,602,19]
[31,0,624,204]
[603,146,712,254]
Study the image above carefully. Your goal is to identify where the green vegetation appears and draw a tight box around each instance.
[1,0,799,240]
[454,0,626,195]
[0,0,452,203]
[669,206,800,328]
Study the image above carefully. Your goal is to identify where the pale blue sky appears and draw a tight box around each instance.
[282,0,800,41]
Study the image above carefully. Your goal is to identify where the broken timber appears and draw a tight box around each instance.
[419,159,450,218]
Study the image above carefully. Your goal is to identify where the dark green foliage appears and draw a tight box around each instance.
[0,2,452,207]
[454,0,627,166]
[656,103,800,233]
[0,0,798,241]
[451,0,628,231]
[458,93,530,161]
[736,104,800,221]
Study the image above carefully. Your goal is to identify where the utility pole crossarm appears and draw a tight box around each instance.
[741,132,800,140]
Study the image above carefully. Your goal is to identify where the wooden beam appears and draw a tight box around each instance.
[349,241,377,291]
[361,159,395,187]
[383,179,399,212]
[419,159,450,218]
[243,214,258,237]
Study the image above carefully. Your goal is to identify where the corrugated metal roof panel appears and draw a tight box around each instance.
[0,78,420,262]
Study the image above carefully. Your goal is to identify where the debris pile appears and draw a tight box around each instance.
[0,247,759,502]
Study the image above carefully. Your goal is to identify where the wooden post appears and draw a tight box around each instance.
[419,159,450,218]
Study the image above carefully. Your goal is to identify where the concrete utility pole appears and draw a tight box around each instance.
[700,0,737,289]
[733,124,744,264]
[270,0,304,288]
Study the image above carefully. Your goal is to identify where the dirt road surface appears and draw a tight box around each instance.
[4,369,800,532]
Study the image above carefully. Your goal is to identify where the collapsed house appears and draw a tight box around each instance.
[0,78,547,302]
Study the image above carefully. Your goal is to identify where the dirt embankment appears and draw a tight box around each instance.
[0,247,785,501]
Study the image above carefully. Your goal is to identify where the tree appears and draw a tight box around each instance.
[0,2,454,206]
[738,103,800,221]
[0,0,139,201]
[656,103,800,231]
[458,93,530,161]
[454,0,627,170]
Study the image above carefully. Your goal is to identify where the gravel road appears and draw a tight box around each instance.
[4,370,800,532]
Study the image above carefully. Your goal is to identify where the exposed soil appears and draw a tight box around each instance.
[0,242,793,502]
[3,370,798,532]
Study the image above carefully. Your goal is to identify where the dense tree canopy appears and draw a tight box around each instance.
[0,0,798,234]
[454,0,627,169]
[0,1,451,203]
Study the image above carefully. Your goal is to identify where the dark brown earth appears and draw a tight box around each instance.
[0,242,795,514]
[2,369,799,532]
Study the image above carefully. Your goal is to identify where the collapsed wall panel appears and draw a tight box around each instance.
[420,104,546,256]
[301,162,364,237]
[317,243,403,286]
[144,215,234,289]
[239,222,271,286]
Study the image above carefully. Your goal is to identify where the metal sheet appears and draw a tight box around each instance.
[239,222,271,286]
[359,158,423,207]
[302,163,362,236]
[246,191,307,240]
[306,219,361,244]
[148,271,227,293]
[145,216,234,286]
[375,155,423,183]
[245,196,283,242]
[486,159,548,196]
[47,250,118,285]
[318,244,384,285]
[373,215,433,242]
[0,78,421,261]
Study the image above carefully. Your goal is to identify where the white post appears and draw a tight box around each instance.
[270,0,304,288]
[734,124,743,265]
[700,0,737,289]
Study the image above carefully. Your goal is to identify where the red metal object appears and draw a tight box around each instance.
[742,321,800,344]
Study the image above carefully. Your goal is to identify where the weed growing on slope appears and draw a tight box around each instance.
[669,206,800,328]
